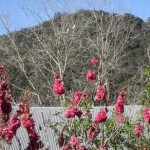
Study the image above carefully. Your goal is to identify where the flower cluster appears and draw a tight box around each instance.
[65,106,82,118]
[143,108,150,123]
[0,113,21,141]
[87,121,99,142]
[71,91,82,103]
[86,70,96,81]
[91,57,99,66]
[115,90,125,114]
[19,99,44,150]
[52,79,65,95]
[70,136,79,148]
[0,65,12,123]
[0,65,21,142]
[133,122,143,137]
[115,90,125,124]
[95,109,107,123]
[95,85,106,101]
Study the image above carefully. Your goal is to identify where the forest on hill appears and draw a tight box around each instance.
[0,10,150,106]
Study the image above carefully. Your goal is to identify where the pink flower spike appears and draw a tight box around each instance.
[115,90,125,115]
[70,136,79,148]
[133,122,143,137]
[64,106,77,118]
[143,108,150,123]
[95,85,106,101]
[91,57,99,66]
[95,109,107,123]
[72,91,82,103]
[86,70,96,81]
[52,79,65,95]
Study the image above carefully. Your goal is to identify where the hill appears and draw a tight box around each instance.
[0,10,150,106]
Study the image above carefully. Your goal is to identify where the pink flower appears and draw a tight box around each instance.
[64,106,82,118]
[95,85,106,101]
[143,108,150,123]
[77,145,87,150]
[115,100,124,114]
[91,57,99,66]
[0,64,4,75]
[52,79,65,95]
[115,114,125,124]
[5,89,12,101]
[62,145,69,150]
[86,70,96,81]
[65,106,77,118]
[95,109,107,123]
[28,128,39,140]
[3,129,14,142]
[115,90,125,114]
[72,92,82,103]
[87,126,97,142]
[20,113,29,125]
[23,118,35,129]
[133,122,143,137]
[70,136,79,148]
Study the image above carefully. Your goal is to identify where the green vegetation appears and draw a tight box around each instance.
[0,10,149,106]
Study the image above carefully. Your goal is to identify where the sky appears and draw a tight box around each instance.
[0,0,150,35]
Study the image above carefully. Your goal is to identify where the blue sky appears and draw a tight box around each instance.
[0,0,150,35]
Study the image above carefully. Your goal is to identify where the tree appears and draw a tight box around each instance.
[0,0,148,106]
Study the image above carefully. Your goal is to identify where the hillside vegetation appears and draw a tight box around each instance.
[0,10,150,106]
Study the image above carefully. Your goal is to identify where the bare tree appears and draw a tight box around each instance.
[0,0,146,106]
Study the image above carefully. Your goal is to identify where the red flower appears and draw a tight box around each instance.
[86,70,96,81]
[87,126,97,142]
[95,109,107,123]
[95,85,106,101]
[20,113,29,126]
[143,108,150,123]
[52,79,65,95]
[72,91,82,103]
[0,65,4,75]
[64,106,77,118]
[70,136,79,148]
[65,106,82,118]
[76,110,83,118]
[133,122,143,137]
[23,117,35,129]
[115,90,125,115]
[58,136,65,147]
[91,57,99,66]
[1,101,12,114]
[3,129,14,142]
[115,114,125,124]
[62,145,69,150]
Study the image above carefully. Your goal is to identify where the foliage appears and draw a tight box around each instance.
[0,10,149,106]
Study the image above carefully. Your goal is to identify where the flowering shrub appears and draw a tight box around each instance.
[1,62,150,149]
[49,59,150,150]
[0,65,43,150]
